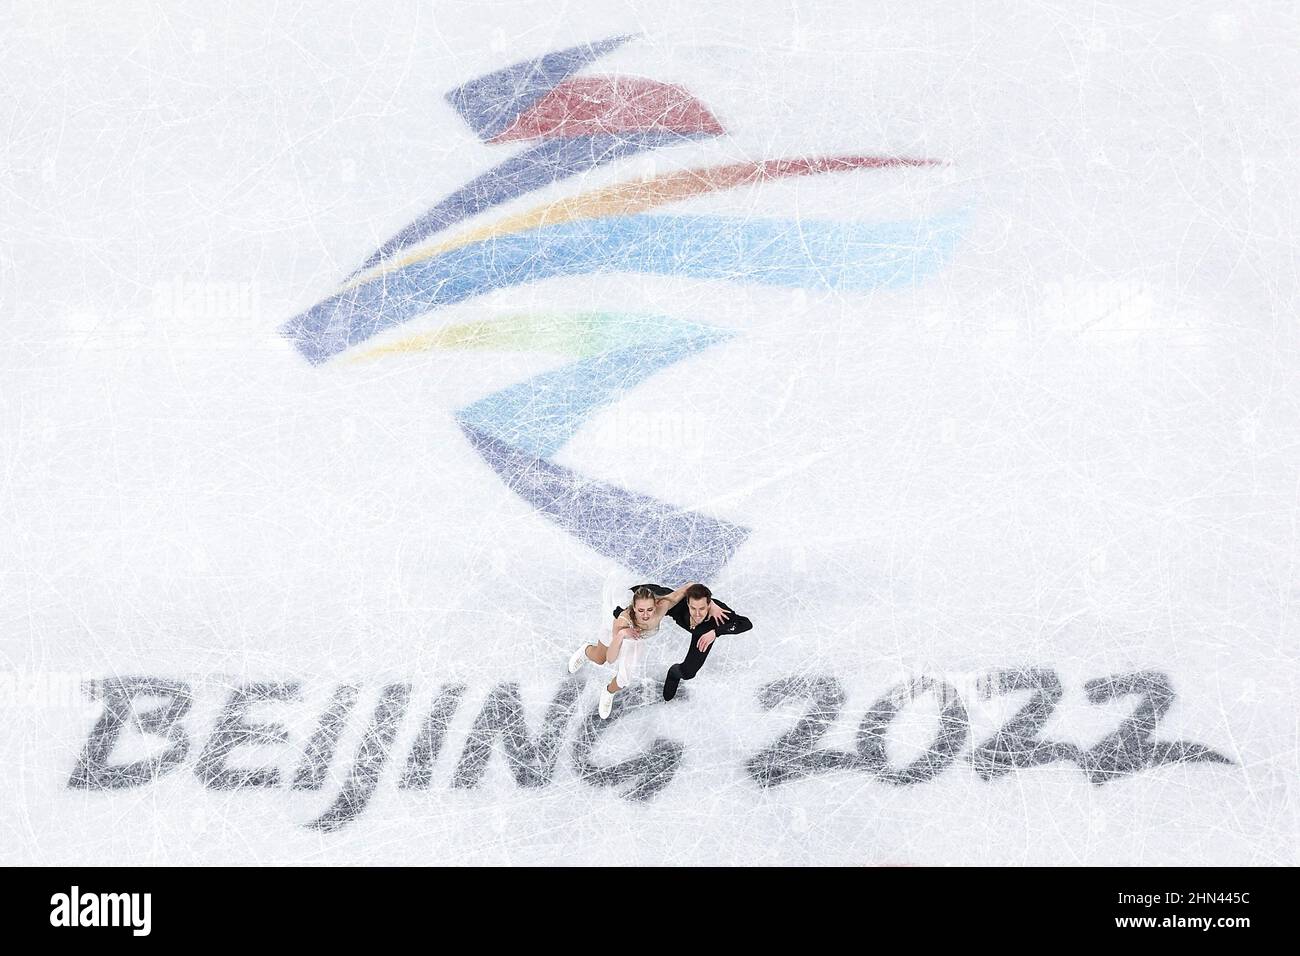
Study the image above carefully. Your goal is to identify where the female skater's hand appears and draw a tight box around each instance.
[696,630,717,653]
[707,602,730,625]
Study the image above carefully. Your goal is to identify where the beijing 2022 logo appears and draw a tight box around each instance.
[60,40,1234,834]
[278,35,969,581]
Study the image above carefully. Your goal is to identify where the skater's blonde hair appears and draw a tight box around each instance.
[625,585,658,633]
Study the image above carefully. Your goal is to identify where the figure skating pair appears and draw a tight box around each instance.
[567,576,754,718]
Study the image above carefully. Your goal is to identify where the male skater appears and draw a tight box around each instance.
[613,583,753,701]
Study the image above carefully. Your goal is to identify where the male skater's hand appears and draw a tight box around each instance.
[697,630,717,653]
[706,602,730,625]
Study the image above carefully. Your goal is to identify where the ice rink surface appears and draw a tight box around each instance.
[1,1,1297,865]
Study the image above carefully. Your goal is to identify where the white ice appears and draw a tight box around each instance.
[0,0,1297,865]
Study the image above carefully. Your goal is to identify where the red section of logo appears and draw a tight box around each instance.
[489,75,725,142]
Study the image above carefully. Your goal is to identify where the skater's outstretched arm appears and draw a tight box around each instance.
[612,583,672,620]
[707,600,752,636]
[690,599,753,652]
[658,582,696,609]
[621,584,694,630]
[621,584,734,632]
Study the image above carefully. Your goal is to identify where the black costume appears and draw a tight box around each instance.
[613,584,753,700]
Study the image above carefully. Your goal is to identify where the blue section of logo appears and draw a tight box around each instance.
[350,131,709,280]
[456,326,733,459]
[283,39,973,583]
[285,210,969,365]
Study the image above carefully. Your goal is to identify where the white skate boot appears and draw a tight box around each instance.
[568,643,592,675]
[598,687,615,719]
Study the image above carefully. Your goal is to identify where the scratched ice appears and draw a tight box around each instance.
[1,3,1297,865]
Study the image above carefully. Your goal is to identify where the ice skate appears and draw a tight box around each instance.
[567,643,592,674]
[598,687,615,719]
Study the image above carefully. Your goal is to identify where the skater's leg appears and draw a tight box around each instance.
[682,612,752,678]
[663,635,709,701]
[664,621,723,700]
[605,640,636,698]
[679,623,718,680]
[569,638,607,674]
[599,674,622,719]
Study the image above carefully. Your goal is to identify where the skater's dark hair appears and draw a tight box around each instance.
[685,583,712,602]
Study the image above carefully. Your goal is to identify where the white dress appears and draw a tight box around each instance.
[598,618,658,688]
[596,572,659,688]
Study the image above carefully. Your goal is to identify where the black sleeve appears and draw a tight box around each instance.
[697,598,752,637]
[667,600,691,632]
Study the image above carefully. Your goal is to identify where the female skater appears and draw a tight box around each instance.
[567,580,696,718]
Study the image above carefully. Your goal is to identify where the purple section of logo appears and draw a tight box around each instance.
[350,130,708,279]
[459,422,750,583]
[350,34,722,279]
[287,37,968,584]
[291,211,967,365]
[445,35,634,142]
